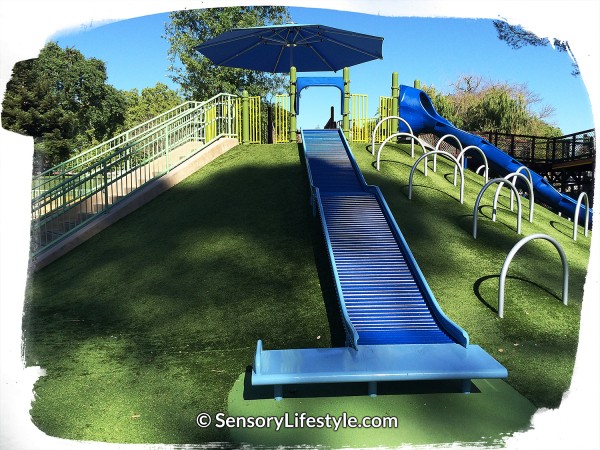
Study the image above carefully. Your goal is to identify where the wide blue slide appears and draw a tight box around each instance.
[399,85,592,225]
[252,128,507,399]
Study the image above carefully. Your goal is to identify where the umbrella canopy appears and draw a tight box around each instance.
[195,24,383,73]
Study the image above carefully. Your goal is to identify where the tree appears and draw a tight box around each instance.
[1,42,126,170]
[121,82,183,130]
[493,20,579,76]
[423,75,562,136]
[164,7,291,101]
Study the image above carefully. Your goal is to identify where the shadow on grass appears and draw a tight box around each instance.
[309,219,347,348]
[23,145,341,443]
[443,172,459,185]
[550,220,573,238]
[473,274,562,315]
[398,182,463,204]
[241,366,480,401]
[474,204,522,236]
[370,159,414,172]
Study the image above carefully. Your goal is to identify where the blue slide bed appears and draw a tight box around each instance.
[398,85,592,225]
[252,129,507,398]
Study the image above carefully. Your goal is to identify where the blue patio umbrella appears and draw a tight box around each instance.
[195,24,383,73]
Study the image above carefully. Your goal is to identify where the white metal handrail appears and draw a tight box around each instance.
[30,93,237,256]
[32,101,203,185]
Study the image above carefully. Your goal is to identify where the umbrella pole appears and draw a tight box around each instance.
[289,66,297,142]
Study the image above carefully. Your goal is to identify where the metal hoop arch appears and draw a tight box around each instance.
[508,166,534,211]
[473,178,522,239]
[493,172,534,223]
[573,192,590,241]
[498,233,569,318]
[434,133,463,173]
[453,145,489,186]
[376,132,428,171]
[409,150,464,204]
[371,116,414,156]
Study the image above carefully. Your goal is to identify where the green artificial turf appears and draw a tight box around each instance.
[23,143,333,443]
[22,139,592,446]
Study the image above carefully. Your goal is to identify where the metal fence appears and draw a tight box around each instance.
[479,129,595,165]
[31,102,205,195]
[349,94,369,142]
[234,96,262,144]
[273,94,290,144]
[31,93,237,257]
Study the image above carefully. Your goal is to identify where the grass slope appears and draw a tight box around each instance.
[22,140,592,445]
[23,143,332,443]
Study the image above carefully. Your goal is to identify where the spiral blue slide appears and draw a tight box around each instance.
[398,85,592,225]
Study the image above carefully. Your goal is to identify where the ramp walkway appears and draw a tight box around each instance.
[252,129,507,398]
[30,94,237,262]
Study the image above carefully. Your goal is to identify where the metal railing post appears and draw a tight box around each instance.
[342,67,350,138]
[165,123,170,172]
[103,160,109,209]
[391,72,399,136]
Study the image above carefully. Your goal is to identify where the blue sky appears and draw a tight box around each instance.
[51,7,594,134]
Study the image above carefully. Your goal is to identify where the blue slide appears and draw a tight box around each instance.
[252,128,507,398]
[399,85,592,225]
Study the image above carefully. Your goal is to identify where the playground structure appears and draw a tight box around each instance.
[31,66,594,259]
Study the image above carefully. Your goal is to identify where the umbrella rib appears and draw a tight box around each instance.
[293,28,335,71]
[196,31,265,49]
[273,44,285,73]
[212,40,266,66]
[308,45,336,71]
[295,28,321,45]
[319,35,383,59]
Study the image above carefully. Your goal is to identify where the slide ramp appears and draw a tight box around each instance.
[320,193,454,345]
[251,129,506,397]
[302,129,464,347]
[398,85,592,225]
